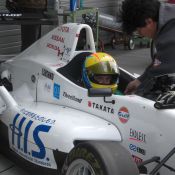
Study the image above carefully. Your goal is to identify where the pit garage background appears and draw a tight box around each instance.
[0,0,166,55]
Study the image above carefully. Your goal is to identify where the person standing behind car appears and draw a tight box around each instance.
[120,0,175,95]
[6,0,47,51]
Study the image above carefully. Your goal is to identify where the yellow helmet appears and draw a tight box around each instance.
[82,52,119,93]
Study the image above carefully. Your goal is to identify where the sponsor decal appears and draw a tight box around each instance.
[47,43,64,56]
[58,26,69,33]
[44,83,51,92]
[132,155,143,164]
[20,109,56,125]
[63,92,82,103]
[88,101,114,114]
[129,144,146,155]
[129,128,146,143]
[61,26,69,33]
[51,35,64,43]
[42,68,54,80]
[118,107,129,123]
[9,113,53,167]
[53,83,60,99]
[63,46,71,57]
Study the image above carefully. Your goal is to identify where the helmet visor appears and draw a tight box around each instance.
[87,61,119,75]
[89,74,119,85]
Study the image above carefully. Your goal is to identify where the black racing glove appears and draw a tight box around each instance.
[154,91,175,109]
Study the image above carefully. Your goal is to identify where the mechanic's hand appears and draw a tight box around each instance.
[154,91,175,109]
[124,79,141,95]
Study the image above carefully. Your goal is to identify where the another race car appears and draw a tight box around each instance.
[0,23,175,175]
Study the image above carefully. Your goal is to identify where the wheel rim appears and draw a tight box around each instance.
[66,159,96,175]
[128,38,135,50]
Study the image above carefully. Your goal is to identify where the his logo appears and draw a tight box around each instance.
[10,113,51,160]
[118,107,129,123]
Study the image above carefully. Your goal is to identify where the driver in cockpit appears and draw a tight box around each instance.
[82,52,123,95]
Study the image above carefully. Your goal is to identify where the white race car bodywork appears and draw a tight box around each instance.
[0,23,175,175]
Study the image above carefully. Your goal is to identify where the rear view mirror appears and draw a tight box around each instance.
[88,88,115,104]
[88,88,112,97]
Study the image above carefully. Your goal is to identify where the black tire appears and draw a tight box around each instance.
[128,37,135,50]
[61,141,139,175]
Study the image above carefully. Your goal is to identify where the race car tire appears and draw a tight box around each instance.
[128,37,135,50]
[61,141,139,175]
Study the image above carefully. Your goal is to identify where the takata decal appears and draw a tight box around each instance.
[9,113,53,167]
[53,83,60,99]
[129,144,146,155]
[88,101,114,114]
[129,128,146,143]
[42,68,54,80]
[63,92,82,103]
[132,155,143,164]
[118,107,129,123]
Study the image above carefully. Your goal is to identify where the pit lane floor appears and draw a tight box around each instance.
[0,46,150,175]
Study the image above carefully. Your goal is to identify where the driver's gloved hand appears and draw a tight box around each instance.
[154,91,175,109]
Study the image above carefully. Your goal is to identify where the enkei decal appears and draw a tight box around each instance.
[129,144,146,155]
[132,155,143,164]
[63,92,82,103]
[118,107,130,123]
[42,68,54,80]
[53,83,60,99]
[129,128,146,143]
[88,101,114,114]
[9,113,52,167]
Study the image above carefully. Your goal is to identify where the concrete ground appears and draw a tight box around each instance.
[0,45,151,175]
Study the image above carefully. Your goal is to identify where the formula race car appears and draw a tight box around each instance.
[0,23,175,175]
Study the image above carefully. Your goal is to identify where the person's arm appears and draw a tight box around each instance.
[140,19,175,82]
